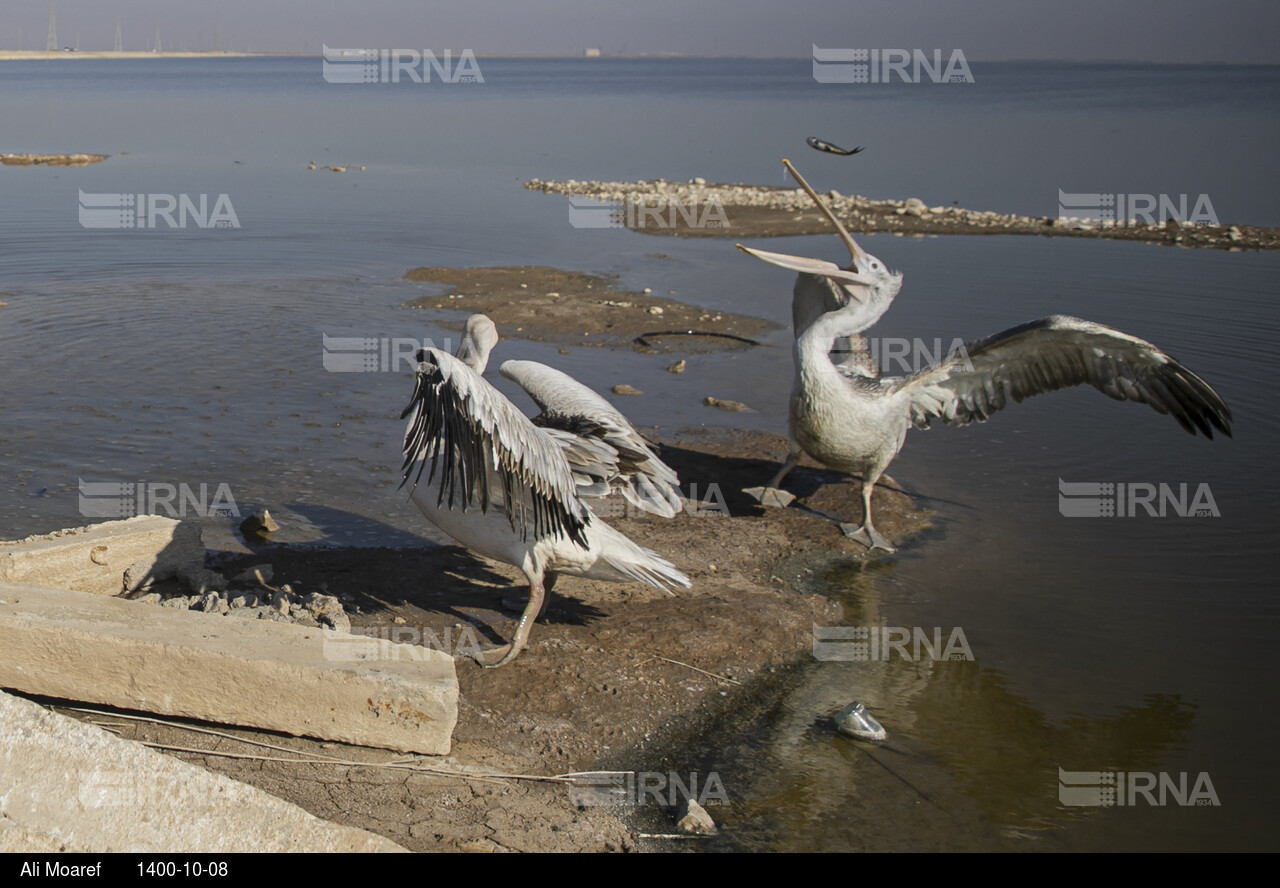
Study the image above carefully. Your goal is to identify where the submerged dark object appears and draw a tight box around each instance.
[634,330,760,348]
[806,137,864,156]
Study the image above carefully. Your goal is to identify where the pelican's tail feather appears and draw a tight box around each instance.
[588,520,691,592]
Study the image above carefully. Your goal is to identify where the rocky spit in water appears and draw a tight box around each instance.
[526,177,1276,251]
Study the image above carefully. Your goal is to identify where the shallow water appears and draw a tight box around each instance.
[1,58,1277,850]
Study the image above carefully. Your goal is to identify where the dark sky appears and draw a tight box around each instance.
[4,0,1277,62]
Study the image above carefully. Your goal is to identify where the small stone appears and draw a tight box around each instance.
[674,798,718,835]
[392,615,407,625]
[558,348,570,355]
[647,306,664,315]
[642,288,653,295]
[229,593,259,609]
[271,591,291,617]
[1228,226,1242,242]
[199,592,223,614]
[692,177,707,186]
[903,198,927,218]
[240,509,280,537]
[160,596,192,609]
[703,396,748,412]
[133,592,162,605]
[667,360,686,374]
[321,611,352,633]
[546,292,560,298]
[611,384,642,396]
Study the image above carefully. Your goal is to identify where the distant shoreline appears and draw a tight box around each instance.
[0,52,1273,64]
[0,50,260,60]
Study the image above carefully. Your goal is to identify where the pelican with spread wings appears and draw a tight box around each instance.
[400,316,688,666]
[740,160,1233,553]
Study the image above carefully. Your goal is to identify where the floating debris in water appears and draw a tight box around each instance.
[806,137,864,156]
[836,701,887,741]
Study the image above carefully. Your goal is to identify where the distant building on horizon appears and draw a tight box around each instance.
[584,48,600,58]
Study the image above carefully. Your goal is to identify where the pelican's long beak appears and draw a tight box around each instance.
[735,243,872,290]
[781,157,870,267]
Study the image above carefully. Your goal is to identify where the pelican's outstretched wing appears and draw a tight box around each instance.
[500,359,684,518]
[888,315,1233,437]
[400,348,591,547]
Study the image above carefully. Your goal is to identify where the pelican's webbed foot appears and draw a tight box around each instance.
[472,642,517,668]
[839,522,897,554]
[745,486,796,508]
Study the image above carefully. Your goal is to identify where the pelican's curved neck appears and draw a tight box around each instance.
[798,298,881,361]
[456,335,493,374]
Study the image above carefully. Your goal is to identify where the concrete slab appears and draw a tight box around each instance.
[0,516,205,595]
[0,690,406,852]
[0,581,457,755]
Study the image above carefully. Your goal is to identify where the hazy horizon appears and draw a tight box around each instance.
[0,0,1276,64]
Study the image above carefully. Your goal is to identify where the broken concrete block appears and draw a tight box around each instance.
[0,690,406,852]
[0,516,204,596]
[0,581,458,755]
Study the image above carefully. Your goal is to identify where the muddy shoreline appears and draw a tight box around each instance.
[526,177,1278,251]
[50,429,929,851]
[1,153,108,167]
[405,265,778,353]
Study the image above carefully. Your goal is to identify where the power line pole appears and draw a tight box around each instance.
[114,20,123,52]
[154,25,161,53]
[46,4,57,51]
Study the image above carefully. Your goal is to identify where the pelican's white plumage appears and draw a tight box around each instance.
[400,321,688,666]
[742,159,1233,553]
[500,359,684,518]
